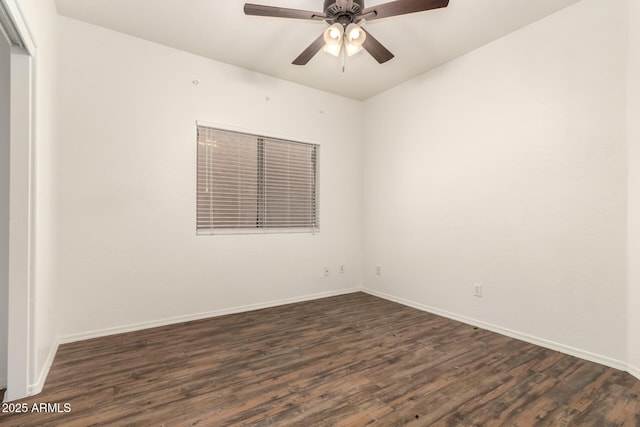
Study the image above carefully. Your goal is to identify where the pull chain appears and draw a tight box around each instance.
[342,37,346,73]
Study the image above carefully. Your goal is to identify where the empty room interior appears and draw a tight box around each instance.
[1,0,640,424]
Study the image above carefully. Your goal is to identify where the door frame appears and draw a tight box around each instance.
[1,0,35,402]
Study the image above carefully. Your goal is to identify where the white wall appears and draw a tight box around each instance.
[363,0,628,366]
[0,25,10,389]
[628,0,640,378]
[15,0,60,391]
[55,17,363,339]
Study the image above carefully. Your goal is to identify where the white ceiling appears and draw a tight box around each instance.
[55,0,582,100]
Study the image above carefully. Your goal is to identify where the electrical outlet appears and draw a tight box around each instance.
[473,284,483,297]
[376,266,381,276]
[323,266,330,277]
[339,265,345,274]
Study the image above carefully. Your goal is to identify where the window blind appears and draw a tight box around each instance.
[197,125,319,234]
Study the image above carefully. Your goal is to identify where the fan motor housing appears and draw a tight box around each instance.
[324,0,364,21]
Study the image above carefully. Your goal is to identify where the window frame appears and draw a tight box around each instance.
[195,121,320,235]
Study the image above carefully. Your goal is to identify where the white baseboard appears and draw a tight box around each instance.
[363,288,628,372]
[629,364,640,380]
[60,288,362,345]
[27,337,60,397]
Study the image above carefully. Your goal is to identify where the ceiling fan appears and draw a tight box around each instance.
[244,0,450,65]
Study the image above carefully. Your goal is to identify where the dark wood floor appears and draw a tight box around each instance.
[1,292,639,426]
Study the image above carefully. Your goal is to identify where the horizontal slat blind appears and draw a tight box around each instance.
[263,137,318,229]
[197,127,258,230]
[197,125,319,234]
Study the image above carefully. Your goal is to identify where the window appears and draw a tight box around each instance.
[196,125,319,234]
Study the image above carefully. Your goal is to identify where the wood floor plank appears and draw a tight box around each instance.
[1,292,639,426]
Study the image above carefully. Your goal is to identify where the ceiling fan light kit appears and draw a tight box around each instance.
[345,23,366,56]
[244,0,450,66]
[322,22,366,58]
[323,23,344,56]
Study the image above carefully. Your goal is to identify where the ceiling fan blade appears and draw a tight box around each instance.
[292,33,326,65]
[361,28,394,64]
[362,0,449,21]
[244,3,326,20]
